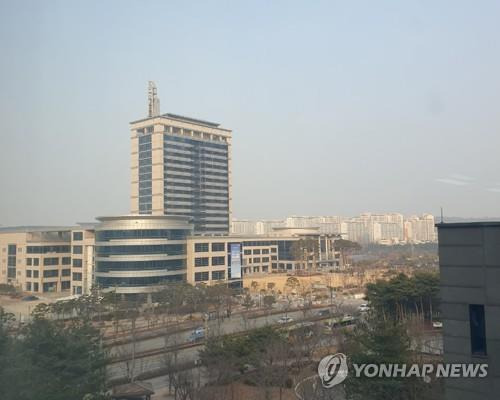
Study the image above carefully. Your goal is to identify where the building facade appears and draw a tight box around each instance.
[130,113,232,235]
[186,228,342,286]
[0,227,73,294]
[437,221,500,400]
[94,215,192,294]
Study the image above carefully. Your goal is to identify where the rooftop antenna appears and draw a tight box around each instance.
[440,207,444,223]
[148,81,160,117]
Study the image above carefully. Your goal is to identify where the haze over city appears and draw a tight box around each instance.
[1,0,500,226]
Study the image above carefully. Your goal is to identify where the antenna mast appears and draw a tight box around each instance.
[148,81,160,117]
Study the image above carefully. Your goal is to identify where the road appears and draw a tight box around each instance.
[107,298,365,383]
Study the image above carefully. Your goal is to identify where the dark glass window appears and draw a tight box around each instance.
[262,249,269,254]
[27,246,70,254]
[7,256,16,267]
[61,281,71,290]
[43,269,59,278]
[43,258,59,266]
[62,269,71,277]
[96,259,184,272]
[244,250,251,255]
[7,244,16,255]
[211,242,225,252]
[73,232,83,241]
[72,273,82,281]
[212,270,225,280]
[72,258,83,267]
[26,258,32,266]
[62,257,71,265]
[195,272,209,282]
[73,246,83,254]
[33,270,39,278]
[195,243,209,252]
[212,256,225,266]
[195,257,209,267]
[96,229,189,241]
[33,258,39,266]
[96,244,185,256]
[26,270,32,277]
[470,304,487,356]
[253,249,261,254]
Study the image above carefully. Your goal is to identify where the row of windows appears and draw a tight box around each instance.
[164,142,228,157]
[164,165,228,179]
[194,242,225,252]
[194,270,225,282]
[163,158,228,172]
[96,259,185,272]
[164,170,228,185]
[95,229,190,241]
[96,274,184,288]
[164,150,228,166]
[194,256,226,267]
[96,244,186,256]
[27,246,71,254]
[8,244,16,255]
[247,257,272,264]
[164,135,228,150]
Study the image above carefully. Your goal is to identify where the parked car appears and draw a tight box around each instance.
[358,303,370,312]
[277,316,294,324]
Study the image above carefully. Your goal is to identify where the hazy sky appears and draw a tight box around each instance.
[1,0,499,226]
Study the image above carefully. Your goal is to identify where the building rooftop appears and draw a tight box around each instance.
[0,226,74,233]
[436,221,500,228]
[130,112,229,130]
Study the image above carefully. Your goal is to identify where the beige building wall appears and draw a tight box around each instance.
[0,230,73,294]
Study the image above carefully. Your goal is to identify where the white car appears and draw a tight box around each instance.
[277,316,294,324]
[358,303,370,312]
[432,321,443,329]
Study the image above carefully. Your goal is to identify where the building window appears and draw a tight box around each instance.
[43,258,59,266]
[253,249,261,255]
[73,259,83,268]
[26,282,32,291]
[244,250,251,255]
[195,257,209,267]
[33,282,39,292]
[272,263,278,269]
[33,270,39,278]
[271,255,277,260]
[262,249,269,254]
[73,232,84,241]
[26,258,32,266]
[195,243,209,252]
[262,257,269,262]
[62,257,71,265]
[253,257,261,263]
[469,304,487,356]
[72,273,82,281]
[43,270,59,278]
[211,256,225,266]
[33,258,39,266]
[211,242,225,252]
[7,256,16,267]
[7,244,16,255]
[61,281,71,290]
[271,248,277,253]
[194,272,209,282]
[73,246,83,254]
[212,270,225,280]
[73,286,82,295]
[62,269,71,277]
[26,270,32,278]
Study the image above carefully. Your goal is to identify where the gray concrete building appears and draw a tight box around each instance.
[437,221,500,400]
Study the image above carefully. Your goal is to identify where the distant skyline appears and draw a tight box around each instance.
[1,1,500,226]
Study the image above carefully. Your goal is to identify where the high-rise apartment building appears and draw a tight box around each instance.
[130,86,232,235]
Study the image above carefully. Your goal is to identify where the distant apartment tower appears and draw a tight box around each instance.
[130,85,232,235]
[437,221,500,400]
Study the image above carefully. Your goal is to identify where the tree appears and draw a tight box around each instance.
[0,309,108,400]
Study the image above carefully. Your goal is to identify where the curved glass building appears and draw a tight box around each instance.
[95,215,192,293]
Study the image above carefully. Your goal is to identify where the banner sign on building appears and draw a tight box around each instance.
[230,243,242,279]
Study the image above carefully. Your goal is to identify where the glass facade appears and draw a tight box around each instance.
[138,133,152,214]
[163,135,229,234]
[95,216,191,293]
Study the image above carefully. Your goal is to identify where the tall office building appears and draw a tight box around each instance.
[130,84,232,235]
